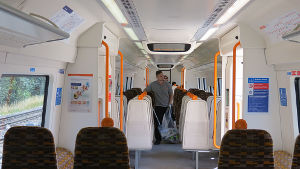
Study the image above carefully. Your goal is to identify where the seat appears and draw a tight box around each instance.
[74,127,130,169]
[218,129,274,168]
[1,126,57,169]
[292,135,300,169]
[126,95,154,169]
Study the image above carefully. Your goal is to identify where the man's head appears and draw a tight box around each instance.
[156,70,164,81]
[172,82,176,86]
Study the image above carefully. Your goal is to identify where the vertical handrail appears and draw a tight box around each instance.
[147,67,150,86]
[213,51,220,149]
[232,41,241,129]
[237,102,240,120]
[181,67,185,88]
[102,40,110,119]
[118,50,124,131]
[146,67,149,87]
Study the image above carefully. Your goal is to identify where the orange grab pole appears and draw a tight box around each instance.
[102,40,110,119]
[232,41,241,129]
[213,51,220,149]
[237,102,240,120]
[146,67,149,87]
[118,50,124,131]
[147,68,149,86]
[181,68,185,88]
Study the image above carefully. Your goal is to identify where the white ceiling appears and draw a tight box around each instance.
[132,0,218,43]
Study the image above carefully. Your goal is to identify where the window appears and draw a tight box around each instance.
[0,75,49,165]
[209,86,214,93]
[130,77,133,89]
[115,73,120,95]
[217,78,222,96]
[295,77,300,131]
[125,77,128,91]
[202,78,207,91]
[197,78,201,89]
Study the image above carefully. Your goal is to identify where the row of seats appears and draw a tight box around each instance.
[1,126,130,169]
[207,96,222,148]
[177,91,222,149]
[173,88,187,125]
[112,95,128,130]
[173,88,213,125]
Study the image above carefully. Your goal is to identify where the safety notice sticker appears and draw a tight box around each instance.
[248,78,269,113]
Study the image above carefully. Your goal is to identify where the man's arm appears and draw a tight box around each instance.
[169,93,173,105]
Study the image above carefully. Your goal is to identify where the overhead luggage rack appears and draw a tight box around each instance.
[0,1,69,48]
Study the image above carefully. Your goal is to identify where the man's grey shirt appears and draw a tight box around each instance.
[145,81,173,107]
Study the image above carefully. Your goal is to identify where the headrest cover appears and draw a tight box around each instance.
[235,119,247,129]
[101,117,114,127]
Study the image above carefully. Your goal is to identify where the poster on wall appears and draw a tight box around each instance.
[248,78,269,113]
[68,74,93,112]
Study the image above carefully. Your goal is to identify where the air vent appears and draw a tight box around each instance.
[193,0,235,41]
[157,64,174,69]
[117,0,147,41]
[147,43,191,53]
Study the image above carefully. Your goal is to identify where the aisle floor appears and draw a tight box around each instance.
[130,144,219,169]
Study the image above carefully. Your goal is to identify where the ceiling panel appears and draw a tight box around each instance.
[132,0,218,43]
[152,54,181,64]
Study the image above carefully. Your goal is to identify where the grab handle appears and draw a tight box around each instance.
[118,50,124,131]
[213,51,221,149]
[102,40,110,119]
[232,41,241,129]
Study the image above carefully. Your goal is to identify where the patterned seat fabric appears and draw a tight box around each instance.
[292,135,300,169]
[218,129,274,169]
[2,126,57,169]
[131,88,142,94]
[124,89,139,101]
[56,147,74,169]
[173,88,187,125]
[188,88,212,101]
[74,127,130,169]
[274,151,292,169]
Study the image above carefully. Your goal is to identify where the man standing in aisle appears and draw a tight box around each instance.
[145,70,173,145]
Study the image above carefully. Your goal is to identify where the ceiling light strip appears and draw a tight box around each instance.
[101,0,128,24]
[215,0,251,25]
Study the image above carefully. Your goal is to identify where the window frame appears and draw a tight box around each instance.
[0,74,49,127]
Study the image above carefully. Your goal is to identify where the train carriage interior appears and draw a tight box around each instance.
[0,0,300,168]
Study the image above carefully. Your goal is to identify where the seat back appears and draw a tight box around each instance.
[126,98,153,150]
[2,126,57,169]
[292,135,300,168]
[182,99,209,150]
[74,127,130,169]
[218,129,274,168]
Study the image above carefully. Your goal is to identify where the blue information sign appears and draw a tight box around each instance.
[279,88,287,106]
[248,78,269,112]
[56,88,62,106]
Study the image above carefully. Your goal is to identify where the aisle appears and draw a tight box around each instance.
[130,144,218,169]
